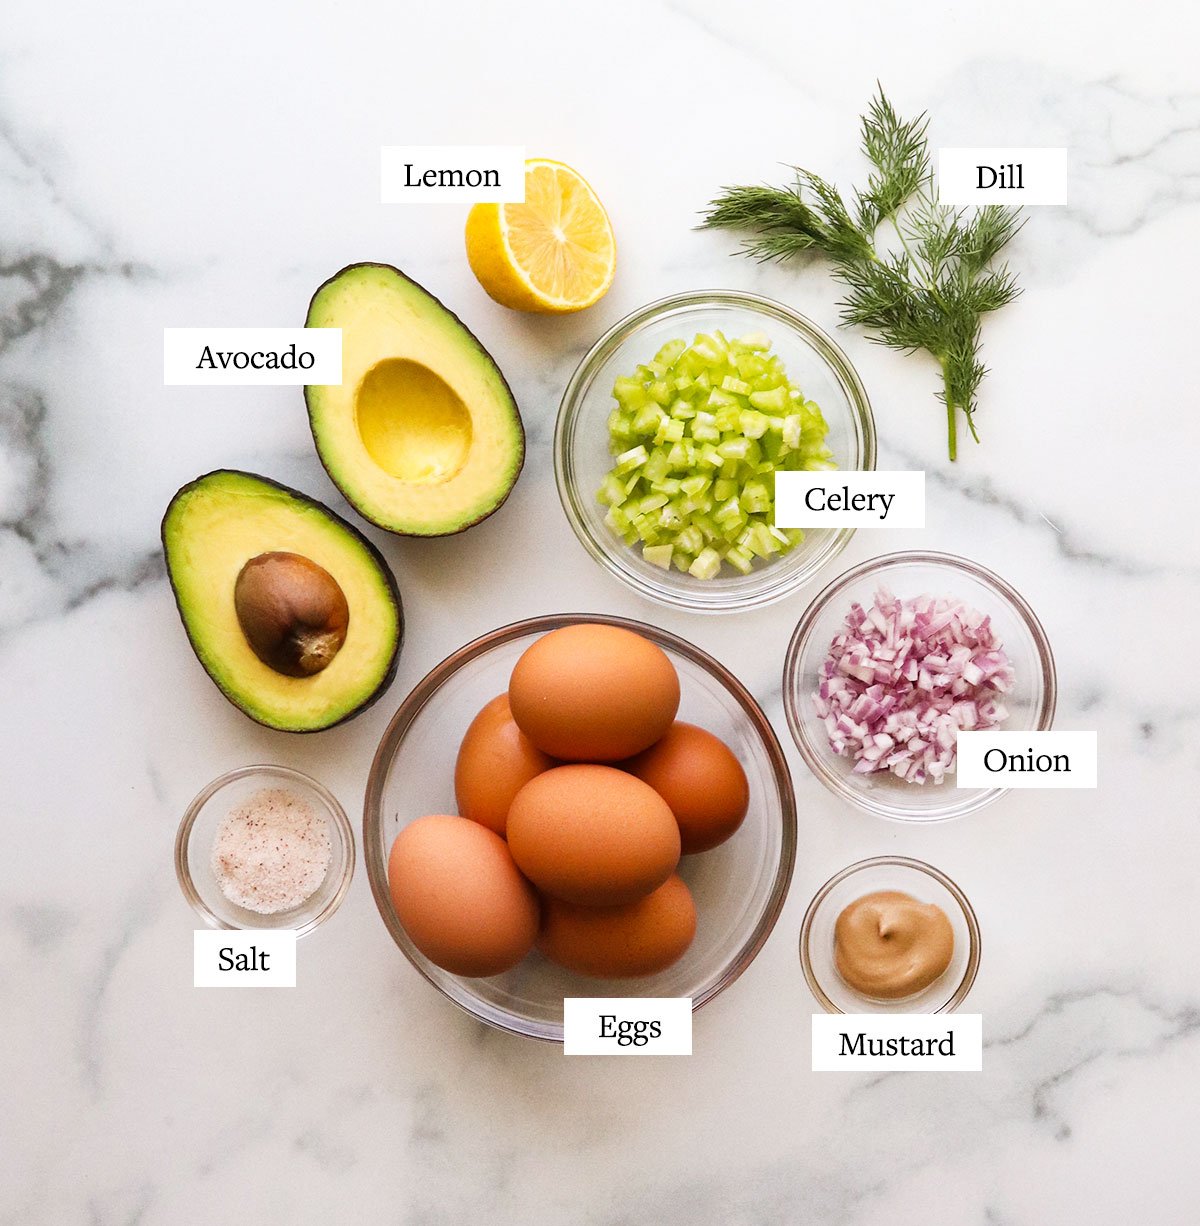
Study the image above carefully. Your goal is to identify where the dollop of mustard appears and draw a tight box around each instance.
[834,890,954,1000]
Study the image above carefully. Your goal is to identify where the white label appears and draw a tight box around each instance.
[563,998,691,1055]
[194,930,297,987]
[380,145,526,203]
[164,328,341,386]
[812,1014,982,1071]
[957,730,1097,788]
[774,471,925,528]
[937,147,1068,205]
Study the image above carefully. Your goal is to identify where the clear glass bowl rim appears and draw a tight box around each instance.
[798,854,982,1014]
[782,548,1059,821]
[362,611,799,1042]
[553,288,878,613]
[174,763,356,938]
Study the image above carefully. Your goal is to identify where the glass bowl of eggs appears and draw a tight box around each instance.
[363,612,797,1041]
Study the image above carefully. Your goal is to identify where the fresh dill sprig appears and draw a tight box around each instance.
[700,87,1023,460]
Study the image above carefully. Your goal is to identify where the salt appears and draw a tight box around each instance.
[211,787,332,914]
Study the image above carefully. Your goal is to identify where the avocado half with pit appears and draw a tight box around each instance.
[162,470,403,732]
[304,263,525,536]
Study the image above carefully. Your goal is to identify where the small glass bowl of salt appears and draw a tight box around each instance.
[175,765,355,936]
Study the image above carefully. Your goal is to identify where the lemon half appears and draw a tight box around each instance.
[466,159,616,314]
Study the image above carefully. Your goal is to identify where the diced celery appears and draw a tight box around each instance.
[676,525,704,555]
[597,473,626,506]
[706,388,739,411]
[749,386,788,412]
[615,445,648,474]
[739,410,770,439]
[725,546,754,574]
[715,497,746,529]
[654,417,685,445]
[744,522,778,558]
[612,376,646,407]
[714,404,741,433]
[643,543,674,569]
[605,506,631,534]
[740,481,771,514]
[599,330,834,579]
[643,450,670,484]
[633,404,663,434]
[689,548,722,580]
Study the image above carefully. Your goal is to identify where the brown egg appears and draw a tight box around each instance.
[507,764,680,906]
[507,623,680,761]
[538,875,697,978]
[623,722,750,853]
[454,694,557,836]
[387,814,539,977]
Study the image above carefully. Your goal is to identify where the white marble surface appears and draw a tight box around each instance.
[3,2,1199,1221]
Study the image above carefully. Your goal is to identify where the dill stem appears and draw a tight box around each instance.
[941,360,958,461]
[887,190,950,315]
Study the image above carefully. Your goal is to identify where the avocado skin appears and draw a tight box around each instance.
[303,261,526,536]
[161,468,404,733]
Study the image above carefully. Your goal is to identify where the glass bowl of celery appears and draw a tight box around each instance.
[555,290,876,613]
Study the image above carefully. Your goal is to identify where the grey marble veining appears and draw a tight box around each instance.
[2,2,1199,1223]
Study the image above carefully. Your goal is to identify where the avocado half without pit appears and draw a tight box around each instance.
[304,262,525,536]
[162,470,403,732]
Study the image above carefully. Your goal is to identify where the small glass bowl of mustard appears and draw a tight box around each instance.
[799,856,980,1014]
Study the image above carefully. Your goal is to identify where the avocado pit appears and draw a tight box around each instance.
[354,357,473,484]
[234,551,350,677]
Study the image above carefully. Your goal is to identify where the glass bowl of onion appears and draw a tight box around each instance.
[555,290,876,613]
[783,551,1057,821]
[363,612,797,1042]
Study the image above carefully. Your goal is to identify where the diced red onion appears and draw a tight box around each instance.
[810,588,1014,785]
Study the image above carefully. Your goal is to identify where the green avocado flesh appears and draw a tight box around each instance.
[162,470,403,732]
[305,262,525,536]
